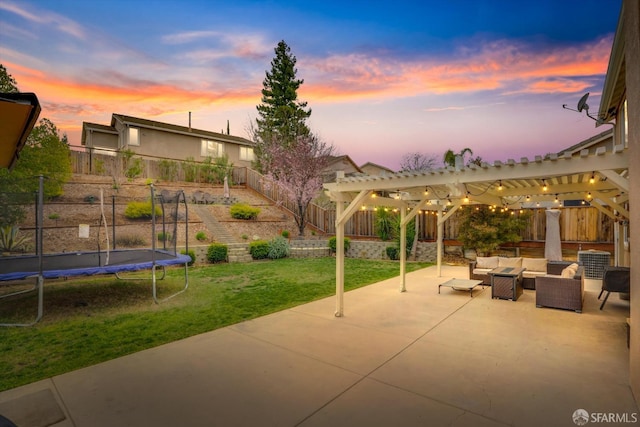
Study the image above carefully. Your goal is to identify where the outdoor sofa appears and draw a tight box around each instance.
[535,262,584,313]
[469,256,549,289]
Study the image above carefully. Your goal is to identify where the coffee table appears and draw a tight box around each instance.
[489,267,524,301]
[438,278,484,297]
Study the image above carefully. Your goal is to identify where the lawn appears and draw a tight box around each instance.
[0,257,431,392]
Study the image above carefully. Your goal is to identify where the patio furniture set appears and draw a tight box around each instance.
[438,256,631,313]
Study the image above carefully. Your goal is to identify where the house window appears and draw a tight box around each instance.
[128,127,140,146]
[201,140,223,158]
[240,146,255,161]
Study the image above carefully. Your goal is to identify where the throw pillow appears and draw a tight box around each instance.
[561,264,578,278]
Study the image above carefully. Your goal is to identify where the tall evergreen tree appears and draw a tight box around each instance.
[254,41,311,172]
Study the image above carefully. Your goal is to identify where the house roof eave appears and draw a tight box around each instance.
[598,3,626,125]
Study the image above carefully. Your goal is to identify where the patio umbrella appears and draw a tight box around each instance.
[544,209,562,261]
[223,175,230,199]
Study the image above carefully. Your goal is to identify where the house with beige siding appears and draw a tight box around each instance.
[359,161,394,176]
[81,113,255,167]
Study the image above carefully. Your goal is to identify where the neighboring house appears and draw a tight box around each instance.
[323,155,363,182]
[360,161,395,176]
[81,113,256,167]
[556,128,614,156]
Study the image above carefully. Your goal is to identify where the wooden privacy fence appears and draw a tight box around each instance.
[69,149,248,185]
[70,150,615,243]
[243,168,615,243]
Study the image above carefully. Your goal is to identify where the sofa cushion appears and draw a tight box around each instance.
[499,257,522,268]
[473,268,493,275]
[476,256,499,269]
[522,258,547,272]
[522,270,547,279]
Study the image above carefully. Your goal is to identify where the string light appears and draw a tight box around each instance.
[587,192,592,199]
[424,187,429,196]
[554,194,559,203]
[526,195,531,202]
[542,179,548,191]
[464,193,470,203]
[589,172,595,184]
[371,192,377,198]
[497,180,503,191]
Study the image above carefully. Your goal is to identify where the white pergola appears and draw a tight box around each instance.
[324,138,629,317]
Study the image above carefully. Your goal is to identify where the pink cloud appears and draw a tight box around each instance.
[301,36,613,101]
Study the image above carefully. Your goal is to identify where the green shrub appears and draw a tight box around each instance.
[157,232,172,242]
[115,234,146,247]
[230,203,261,220]
[249,240,269,260]
[207,243,228,263]
[375,208,396,241]
[386,246,399,260]
[124,200,162,219]
[122,149,144,180]
[48,213,60,220]
[182,157,199,182]
[268,236,290,259]
[180,249,196,266]
[0,226,31,252]
[158,159,178,181]
[241,234,249,240]
[281,230,290,238]
[195,231,207,241]
[328,236,351,253]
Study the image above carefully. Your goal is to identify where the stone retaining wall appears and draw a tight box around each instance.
[181,240,437,264]
[347,241,437,262]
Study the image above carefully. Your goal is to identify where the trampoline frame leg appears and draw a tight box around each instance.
[0,275,44,327]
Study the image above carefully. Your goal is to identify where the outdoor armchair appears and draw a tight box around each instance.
[598,266,630,310]
[535,265,584,313]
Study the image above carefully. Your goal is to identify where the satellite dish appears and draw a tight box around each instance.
[577,93,590,113]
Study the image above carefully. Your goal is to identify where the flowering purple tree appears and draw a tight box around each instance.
[262,135,334,236]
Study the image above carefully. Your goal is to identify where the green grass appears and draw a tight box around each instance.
[0,258,431,392]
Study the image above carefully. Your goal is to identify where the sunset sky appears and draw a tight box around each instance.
[0,0,622,170]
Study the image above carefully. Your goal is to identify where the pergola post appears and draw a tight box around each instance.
[436,204,443,277]
[335,200,344,317]
[399,207,406,291]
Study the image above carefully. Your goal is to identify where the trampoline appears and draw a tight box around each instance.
[0,249,191,281]
[0,179,190,326]
[0,249,190,327]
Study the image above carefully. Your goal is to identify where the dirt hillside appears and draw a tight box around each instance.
[15,174,322,254]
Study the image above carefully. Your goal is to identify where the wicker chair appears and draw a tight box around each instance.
[535,265,584,313]
[598,266,630,310]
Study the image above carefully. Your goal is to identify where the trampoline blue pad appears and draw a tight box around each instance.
[0,249,191,281]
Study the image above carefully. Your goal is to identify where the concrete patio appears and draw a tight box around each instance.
[0,265,636,427]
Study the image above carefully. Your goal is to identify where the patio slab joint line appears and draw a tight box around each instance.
[294,293,482,426]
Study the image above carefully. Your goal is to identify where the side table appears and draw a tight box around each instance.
[489,267,524,301]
